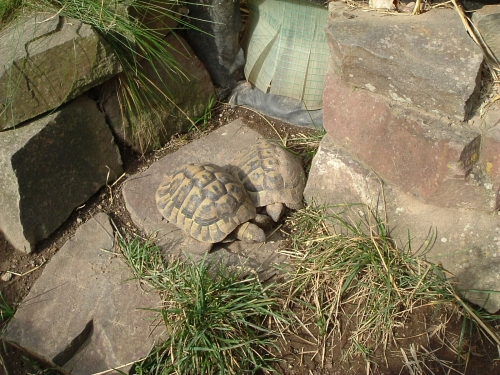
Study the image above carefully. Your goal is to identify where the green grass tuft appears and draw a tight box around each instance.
[190,95,217,132]
[140,258,287,374]
[118,233,289,375]
[0,292,15,323]
[118,233,166,290]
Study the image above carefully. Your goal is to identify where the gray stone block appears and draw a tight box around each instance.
[3,213,161,375]
[0,96,122,253]
[0,12,122,130]
[305,134,500,313]
[103,33,214,153]
[472,4,500,63]
[326,5,483,120]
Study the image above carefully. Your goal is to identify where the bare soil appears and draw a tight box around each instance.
[1,104,499,375]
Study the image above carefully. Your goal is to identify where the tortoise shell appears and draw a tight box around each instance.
[155,163,256,243]
[230,139,306,209]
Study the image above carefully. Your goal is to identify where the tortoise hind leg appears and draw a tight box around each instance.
[251,214,274,230]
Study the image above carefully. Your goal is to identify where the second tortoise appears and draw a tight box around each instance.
[230,139,306,222]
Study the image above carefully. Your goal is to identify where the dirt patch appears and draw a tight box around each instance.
[1,104,499,375]
[270,303,500,375]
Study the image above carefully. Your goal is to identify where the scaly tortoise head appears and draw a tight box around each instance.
[155,162,264,244]
[230,139,306,221]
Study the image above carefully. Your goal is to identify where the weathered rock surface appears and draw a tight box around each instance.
[122,119,286,279]
[129,0,179,39]
[103,33,214,153]
[0,12,121,130]
[116,0,180,62]
[183,0,244,91]
[3,213,161,375]
[305,134,500,313]
[323,63,496,212]
[326,5,483,120]
[0,96,122,253]
[472,4,500,62]
[482,112,500,210]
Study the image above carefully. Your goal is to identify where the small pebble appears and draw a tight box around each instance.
[76,217,82,224]
[1,272,13,282]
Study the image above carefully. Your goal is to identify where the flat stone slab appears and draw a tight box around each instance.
[3,213,161,375]
[305,134,500,313]
[122,119,287,279]
[0,12,121,129]
[0,95,122,253]
[326,4,483,120]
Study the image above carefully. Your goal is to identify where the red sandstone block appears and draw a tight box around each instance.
[323,61,495,211]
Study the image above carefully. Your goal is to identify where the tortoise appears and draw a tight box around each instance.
[155,162,265,246]
[230,139,306,222]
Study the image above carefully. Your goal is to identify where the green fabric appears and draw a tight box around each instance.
[243,0,329,110]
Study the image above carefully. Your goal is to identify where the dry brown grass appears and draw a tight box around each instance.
[278,203,500,369]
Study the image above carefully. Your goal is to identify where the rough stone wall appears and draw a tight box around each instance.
[312,2,500,312]
[0,7,214,253]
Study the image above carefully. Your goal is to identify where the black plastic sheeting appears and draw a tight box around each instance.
[229,82,323,129]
